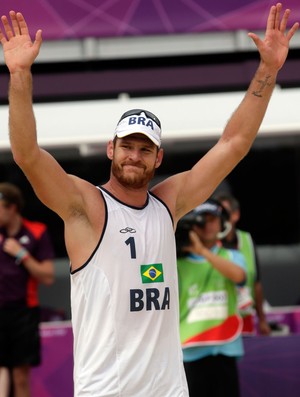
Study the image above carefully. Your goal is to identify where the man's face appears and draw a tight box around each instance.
[110,134,162,189]
[0,200,13,228]
[193,213,222,244]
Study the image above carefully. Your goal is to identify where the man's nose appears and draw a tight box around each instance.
[128,149,142,161]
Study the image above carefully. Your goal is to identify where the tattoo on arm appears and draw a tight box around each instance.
[252,75,272,97]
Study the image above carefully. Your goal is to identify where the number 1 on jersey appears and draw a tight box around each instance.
[125,237,136,259]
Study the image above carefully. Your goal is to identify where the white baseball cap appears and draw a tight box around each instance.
[114,109,162,147]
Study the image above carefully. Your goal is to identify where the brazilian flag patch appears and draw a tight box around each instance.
[140,264,164,283]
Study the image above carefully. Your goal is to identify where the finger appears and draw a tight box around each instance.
[189,230,201,246]
[16,12,29,36]
[1,15,14,40]
[33,29,43,52]
[9,10,21,36]
[189,230,198,241]
[279,9,290,32]
[266,5,277,31]
[274,3,282,30]
[286,22,299,41]
[247,32,261,48]
[0,27,7,45]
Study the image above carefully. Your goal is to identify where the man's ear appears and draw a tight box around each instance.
[107,140,114,160]
[155,148,164,168]
[231,209,240,224]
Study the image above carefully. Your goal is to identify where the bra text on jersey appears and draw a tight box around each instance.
[130,287,170,311]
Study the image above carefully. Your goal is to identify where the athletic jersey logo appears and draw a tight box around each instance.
[141,264,164,283]
[120,227,136,233]
[19,235,30,244]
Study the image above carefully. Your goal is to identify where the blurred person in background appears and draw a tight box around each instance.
[177,199,246,397]
[0,183,55,397]
[214,191,271,336]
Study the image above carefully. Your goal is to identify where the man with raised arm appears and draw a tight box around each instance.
[0,4,298,397]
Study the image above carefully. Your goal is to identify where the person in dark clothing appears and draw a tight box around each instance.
[0,183,55,397]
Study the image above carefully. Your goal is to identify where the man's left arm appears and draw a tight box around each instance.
[160,4,299,223]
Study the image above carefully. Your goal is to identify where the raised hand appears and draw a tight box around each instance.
[0,11,42,74]
[184,230,206,256]
[248,3,299,71]
[3,237,23,257]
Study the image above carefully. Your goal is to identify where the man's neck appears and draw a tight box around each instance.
[6,214,22,236]
[102,179,149,207]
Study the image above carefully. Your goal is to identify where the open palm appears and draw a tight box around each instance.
[0,11,42,74]
[248,4,299,71]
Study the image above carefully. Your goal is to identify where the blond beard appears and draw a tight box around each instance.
[111,160,156,189]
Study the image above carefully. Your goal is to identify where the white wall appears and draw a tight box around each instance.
[1,86,300,155]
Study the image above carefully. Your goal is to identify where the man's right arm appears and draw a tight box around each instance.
[1,12,86,220]
[8,68,105,269]
[9,69,85,219]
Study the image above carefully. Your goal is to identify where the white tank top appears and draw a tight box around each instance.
[71,187,188,397]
